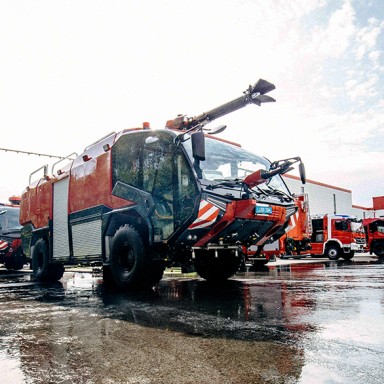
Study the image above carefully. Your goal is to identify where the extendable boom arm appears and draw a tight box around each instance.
[166,79,276,131]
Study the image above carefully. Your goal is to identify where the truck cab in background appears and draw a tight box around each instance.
[310,214,365,260]
[0,196,26,270]
[363,218,384,258]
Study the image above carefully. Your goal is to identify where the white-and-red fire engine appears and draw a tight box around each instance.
[19,79,306,289]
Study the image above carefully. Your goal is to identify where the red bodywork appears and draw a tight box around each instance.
[20,151,130,229]
[195,198,287,248]
[362,218,384,257]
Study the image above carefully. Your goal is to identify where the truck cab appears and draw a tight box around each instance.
[0,199,26,270]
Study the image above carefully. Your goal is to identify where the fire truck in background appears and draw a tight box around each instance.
[309,214,365,260]
[0,196,26,270]
[19,79,306,289]
[271,194,311,258]
[248,197,366,262]
[363,218,384,258]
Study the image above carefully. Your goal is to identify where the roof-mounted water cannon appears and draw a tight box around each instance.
[165,79,276,132]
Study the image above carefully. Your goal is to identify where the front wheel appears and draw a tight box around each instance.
[194,249,240,281]
[109,225,164,290]
[325,245,341,260]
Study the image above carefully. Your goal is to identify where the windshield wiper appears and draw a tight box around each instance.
[205,178,242,190]
[205,178,271,200]
[261,185,293,202]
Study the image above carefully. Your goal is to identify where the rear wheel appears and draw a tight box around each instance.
[109,225,164,289]
[325,245,341,260]
[32,238,64,281]
[373,242,384,258]
[194,249,240,281]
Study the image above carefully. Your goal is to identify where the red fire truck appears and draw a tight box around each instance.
[0,196,26,270]
[19,79,306,289]
[363,218,384,258]
[309,214,365,260]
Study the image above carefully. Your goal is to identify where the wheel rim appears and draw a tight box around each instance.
[328,248,338,258]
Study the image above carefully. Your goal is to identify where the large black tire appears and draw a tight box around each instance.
[109,225,164,290]
[194,250,240,282]
[4,248,26,270]
[32,238,64,282]
[373,242,384,258]
[4,258,24,271]
[5,261,24,271]
[325,245,341,260]
[341,251,354,261]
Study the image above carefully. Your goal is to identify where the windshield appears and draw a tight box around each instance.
[350,222,364,233]
[183,135,290,194]
[0,207,21,232]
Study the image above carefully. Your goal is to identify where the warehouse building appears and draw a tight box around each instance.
[282,175,384,219]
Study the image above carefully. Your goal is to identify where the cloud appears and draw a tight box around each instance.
[311,0,356,58]
[355,17,384,60]
[345,73,380,102]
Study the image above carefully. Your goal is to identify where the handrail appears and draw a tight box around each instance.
[51,152,78,176]
[28,165,48,186]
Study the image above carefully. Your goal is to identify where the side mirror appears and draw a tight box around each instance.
[207,125,227,135]
[299,162,306,184]
[191,131,205,161]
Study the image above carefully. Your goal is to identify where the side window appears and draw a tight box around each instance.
[112,134,143,188]
[175,152,199,223]
[335,221,347,231]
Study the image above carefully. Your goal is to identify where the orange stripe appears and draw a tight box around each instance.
[198,201,213,217]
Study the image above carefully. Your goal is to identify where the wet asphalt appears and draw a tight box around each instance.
[1,254,384,384]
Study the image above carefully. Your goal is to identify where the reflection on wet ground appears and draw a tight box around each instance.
[1,257,384,383]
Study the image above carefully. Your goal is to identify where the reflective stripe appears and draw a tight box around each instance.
[189,200,220,230]
[0,240,8,250]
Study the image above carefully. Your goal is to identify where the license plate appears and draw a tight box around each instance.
[256,205,272,215]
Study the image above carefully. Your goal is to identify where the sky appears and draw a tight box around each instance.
[0,0,383,207]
